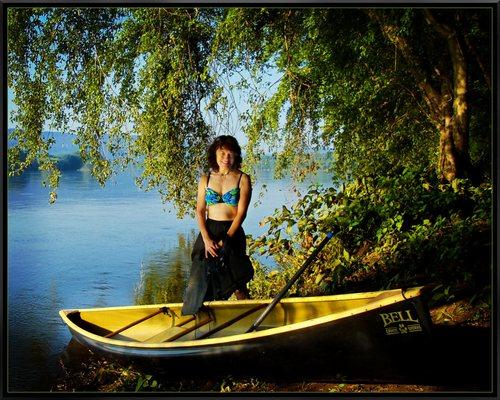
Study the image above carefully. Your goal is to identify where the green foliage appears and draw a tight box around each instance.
[8,8,124,202]
[248,167,492,304]
[217,8,490,183]
[8,8,491,213]
[8,150,84,175]
[8,8,220,216]
[135,374,160,392]
[7,8,493,310]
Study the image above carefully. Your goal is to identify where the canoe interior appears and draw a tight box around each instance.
[62,288,423,344]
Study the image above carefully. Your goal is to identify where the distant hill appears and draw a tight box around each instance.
[7,129,332,174]
[8,129,83,172]
[8,128,79,156]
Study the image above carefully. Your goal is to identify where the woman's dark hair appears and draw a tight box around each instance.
[207,135,242,171]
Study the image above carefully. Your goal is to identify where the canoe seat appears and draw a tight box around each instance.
[142,327,186,343]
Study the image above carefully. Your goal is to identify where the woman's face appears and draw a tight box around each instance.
[216,146,236,171]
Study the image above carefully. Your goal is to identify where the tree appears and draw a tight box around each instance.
[214,8,491,182]
[7,7,492,215]
[8,8,221,215]
[366,9,491,182]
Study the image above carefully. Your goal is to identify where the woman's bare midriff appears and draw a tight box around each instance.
[207,203,238,221]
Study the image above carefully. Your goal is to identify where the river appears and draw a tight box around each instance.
[7,166,332,392]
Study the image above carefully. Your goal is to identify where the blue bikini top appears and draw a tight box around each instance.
[205,172,243,207]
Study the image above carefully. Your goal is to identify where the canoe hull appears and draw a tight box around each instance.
[61,287,433,371]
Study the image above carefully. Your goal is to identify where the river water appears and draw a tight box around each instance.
[7,166,331,392]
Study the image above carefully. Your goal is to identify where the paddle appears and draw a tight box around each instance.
[246,232,334,333]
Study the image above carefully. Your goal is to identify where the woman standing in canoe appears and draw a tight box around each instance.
[182,135,253,315]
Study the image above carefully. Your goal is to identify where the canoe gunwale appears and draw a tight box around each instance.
[59,287,427,350]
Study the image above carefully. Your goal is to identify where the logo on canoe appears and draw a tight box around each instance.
[379,309,422,335]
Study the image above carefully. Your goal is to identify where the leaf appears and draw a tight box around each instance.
[315,273,324,284]
[135,377,144,392]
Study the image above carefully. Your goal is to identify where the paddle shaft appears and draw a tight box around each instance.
[246,232,334,333]
[104,307,169,338]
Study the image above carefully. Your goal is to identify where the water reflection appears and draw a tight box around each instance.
[9,331,56,392]
[134,231,197,305]
[7,172,32,191]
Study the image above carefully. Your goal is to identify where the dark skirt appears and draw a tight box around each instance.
[192,219,247,261]
[181,219,254,315]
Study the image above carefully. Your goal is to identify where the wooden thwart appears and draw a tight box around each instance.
[175,315,196,327]
[104,307,169,338]
[104,303,270,343]
[142,315,196,343]
[164,316,213,342]
[196,303,268,340]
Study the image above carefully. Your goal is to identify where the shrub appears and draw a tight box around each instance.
[248,167,492,307]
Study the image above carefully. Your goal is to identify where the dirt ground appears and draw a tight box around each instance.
[226,382,447,393]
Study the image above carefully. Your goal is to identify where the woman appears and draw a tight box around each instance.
[181,135,253,315]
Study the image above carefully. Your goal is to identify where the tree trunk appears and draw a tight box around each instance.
[368,9,471,182]
[449,32,469,178]
[437,103,459,182]
[424,10,470,181]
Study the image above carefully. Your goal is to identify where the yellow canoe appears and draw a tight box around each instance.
[59,287,432,361]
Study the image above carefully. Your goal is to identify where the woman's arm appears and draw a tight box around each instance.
[196,175,220,258]
[226,173,252,238]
